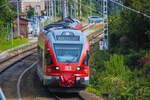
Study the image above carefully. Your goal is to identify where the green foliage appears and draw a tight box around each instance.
[89,49,110,86]
[0,0,15,23]
[0,21,8,42]
[87,0,150,100]
[87,84,101,96]
[88,50,150,100]
[109,0,150,53]
[104,54,130,78]
[99,54,131,99]
[0,0,15,42]
[124,50,146,70]
[26,6,35,18]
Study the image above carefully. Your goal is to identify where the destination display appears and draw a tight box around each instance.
[56,35,80,41]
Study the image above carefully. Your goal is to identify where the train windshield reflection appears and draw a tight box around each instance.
[54,44,82,63]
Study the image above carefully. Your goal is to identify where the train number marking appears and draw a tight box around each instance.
[65,66,72,71]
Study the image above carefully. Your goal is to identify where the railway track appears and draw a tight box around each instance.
[81,23,102,32]
[17,61,37,100]
[88,29,103,45]
[0,23,103,100]
[18,61,101,100]
[0,43,37,73]
[82,22,103,46]
[0,53,38,100]
[0,48,101,100]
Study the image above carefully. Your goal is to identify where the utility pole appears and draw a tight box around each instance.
[11,23,13,48]
[59,0,61,15]
[90,0,92,16]
[62,0,64,20]
[66,0,68,16]
[70,5,73,18]
[101,0,103,12]
[74,0,76,17]
[49,0,51,21]
[76,0,78,17]
[46,3,48,17]
[64,0,67,17]
[62,0,67,20]
[54,0,56,21]
[100,0,108,50]
[51,0,54,21]
[58,0,60,14]
[17,0,20,36]
[80,0,82,19]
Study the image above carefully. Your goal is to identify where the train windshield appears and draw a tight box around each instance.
[54,44,82,63]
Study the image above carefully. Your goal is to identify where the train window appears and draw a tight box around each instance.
[45,50,53,65]
[54,44,82,63]
[83,54,90,66]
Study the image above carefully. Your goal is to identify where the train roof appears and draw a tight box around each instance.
[44,17,81,31]
[46,28,86,45]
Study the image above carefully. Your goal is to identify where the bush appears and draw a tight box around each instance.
[124,50,146,70]
[89,49,110,85]
[99,54,131,99]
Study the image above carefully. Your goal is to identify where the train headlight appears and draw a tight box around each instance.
[52,66,60,71]
[76,66,84,71]
[56,66,60,70]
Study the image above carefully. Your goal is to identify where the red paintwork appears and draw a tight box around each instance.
[72,23,83,30]
[38,26,90,87]
[44,39,90,77]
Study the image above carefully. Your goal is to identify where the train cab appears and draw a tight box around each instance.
[37,24,90,92]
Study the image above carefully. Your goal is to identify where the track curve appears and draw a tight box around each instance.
[17,61,37,100]
[0,54,102,100]
[20,66,102,100]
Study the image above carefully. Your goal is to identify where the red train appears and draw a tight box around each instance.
[37,19,89,92]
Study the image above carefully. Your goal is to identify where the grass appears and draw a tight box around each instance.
[81,17,88,25]
[88,23,103,30]
[86,23,103,39]
[87,85,102,97]
[0,38,29,52]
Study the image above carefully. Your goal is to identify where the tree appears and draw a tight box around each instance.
[109,0,150,53]
[122,0,150,50]
[27,6,35,18]
[0,0,15,42]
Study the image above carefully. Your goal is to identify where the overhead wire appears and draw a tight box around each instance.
[71,0,150,19]
[110,0,150,19]
[1,0,150,19]
[70,0,103,15]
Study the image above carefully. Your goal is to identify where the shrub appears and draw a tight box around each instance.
[124,50,146,70]
[99,54,131,99]
[89,49,110,85]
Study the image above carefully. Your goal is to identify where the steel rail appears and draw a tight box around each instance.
[0,44,37,74]
[17,61,37,100]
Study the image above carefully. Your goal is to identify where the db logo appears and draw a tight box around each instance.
[65,66,72,71]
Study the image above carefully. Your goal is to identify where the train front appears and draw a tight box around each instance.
[43,29,90,92]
